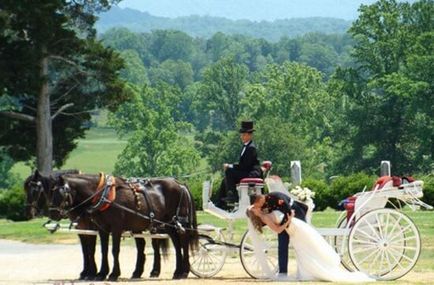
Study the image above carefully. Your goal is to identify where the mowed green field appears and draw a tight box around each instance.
[12,128,126,178]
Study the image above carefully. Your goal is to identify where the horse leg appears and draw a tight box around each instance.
[108,231,122,281]
[150,239,161,277]
[96,231,110,281]
[169,231,183,279]
[180,233,191,279]
[86,234,97,280]
[131,237,145,279]
[78,234,90,280]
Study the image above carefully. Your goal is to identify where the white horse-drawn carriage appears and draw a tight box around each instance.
[190,161,432,280]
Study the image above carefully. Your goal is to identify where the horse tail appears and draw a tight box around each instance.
[181,183,199,251]
[159,238,170,260]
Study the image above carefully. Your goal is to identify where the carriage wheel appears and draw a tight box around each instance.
[348,208,421,280]
[190,230,227,278]
[240,226,280,278]
[333,216,356,271]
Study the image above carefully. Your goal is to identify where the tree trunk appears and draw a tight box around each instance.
[36,51,53,175]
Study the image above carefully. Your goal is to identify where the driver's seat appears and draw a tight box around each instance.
[237,161,272,207]
[239,160,272,186]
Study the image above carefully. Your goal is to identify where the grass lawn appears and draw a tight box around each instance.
[12,128,126,179]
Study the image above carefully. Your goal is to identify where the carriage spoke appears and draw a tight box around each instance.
[383,212,391,236]
[351,238,378,246]
[365,219,381,240]
[368,248,383,272]
[390,235,416,245]
[389,244,418,251]
[386,247,406,270]
[354,227,379,241]
[350,244,376,255]
[388,215,403,238]
[378,249,386,274]
[354,247,379,265]
[389,247,415,264]
[376,213,384,239]
[388,225,414,243]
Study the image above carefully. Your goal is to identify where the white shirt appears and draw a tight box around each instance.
[240,141,251,156]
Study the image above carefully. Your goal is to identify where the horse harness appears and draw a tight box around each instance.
[126,178,192,234]
[89,173,116,212]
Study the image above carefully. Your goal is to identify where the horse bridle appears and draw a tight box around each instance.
[49,182,74,218]
[26,180,47,211]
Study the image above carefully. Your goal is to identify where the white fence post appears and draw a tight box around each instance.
[380,160,391,176]
[290,160,302,186]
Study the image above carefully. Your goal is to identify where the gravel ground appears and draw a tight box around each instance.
[0,239,432,285]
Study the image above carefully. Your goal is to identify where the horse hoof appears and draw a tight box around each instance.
[181,272,189,279]
[172,274,183,280]
[108,275,119,282]
[84,275,96,281]
[131,273,142,279]
[150,270,160,278]
[95,274,106,281]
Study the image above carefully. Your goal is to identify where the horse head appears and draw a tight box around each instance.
[24,170,51,219]
[48,175,75,221]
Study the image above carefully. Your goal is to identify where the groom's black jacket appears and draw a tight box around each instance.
[262,192,307,224]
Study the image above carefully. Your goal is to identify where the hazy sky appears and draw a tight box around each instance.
[117,0,383,21]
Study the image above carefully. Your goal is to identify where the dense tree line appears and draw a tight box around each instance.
[0,0,432,185]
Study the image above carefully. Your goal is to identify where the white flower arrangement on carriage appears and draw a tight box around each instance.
[289,185,315,201]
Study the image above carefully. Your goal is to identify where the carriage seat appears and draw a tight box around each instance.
[372,175,416,191]
[239,161,272,186]
[239,177,264,185]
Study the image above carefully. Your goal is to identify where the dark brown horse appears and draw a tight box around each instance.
[24,170,167,280]
[48,173,198,280]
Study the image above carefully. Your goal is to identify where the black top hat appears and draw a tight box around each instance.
[239,120,255,133]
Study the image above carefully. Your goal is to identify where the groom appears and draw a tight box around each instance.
[250,192,308,277]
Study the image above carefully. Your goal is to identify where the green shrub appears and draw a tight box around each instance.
[0,184,26,221]
[329,172,375,210]
[418,174,434,208]
[185,177,204,210]
[302,178,331,211]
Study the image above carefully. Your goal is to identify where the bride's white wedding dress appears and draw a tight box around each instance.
[248,211,375,282]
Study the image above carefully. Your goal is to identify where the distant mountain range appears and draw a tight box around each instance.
[96,7,352,41]
[116,0,380,21]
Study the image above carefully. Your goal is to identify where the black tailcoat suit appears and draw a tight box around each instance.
[215,141,262,205]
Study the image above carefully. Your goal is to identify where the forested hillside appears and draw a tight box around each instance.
[1,0,433,219]
[97,7,351,41]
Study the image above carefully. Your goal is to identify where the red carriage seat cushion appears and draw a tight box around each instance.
[240,178,264,184]
[373,176,393,190]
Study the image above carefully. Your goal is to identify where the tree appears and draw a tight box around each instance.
[331,0,434,174]
[119,49,149,85]
[241,61,336,177]
[198,57,249,131]
[109,84,200,177]
[148,59,194,90]
[0,0,128,174]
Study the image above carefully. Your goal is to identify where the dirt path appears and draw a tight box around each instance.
[0,239,432,285]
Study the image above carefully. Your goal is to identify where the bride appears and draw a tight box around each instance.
[247,195,375,282]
